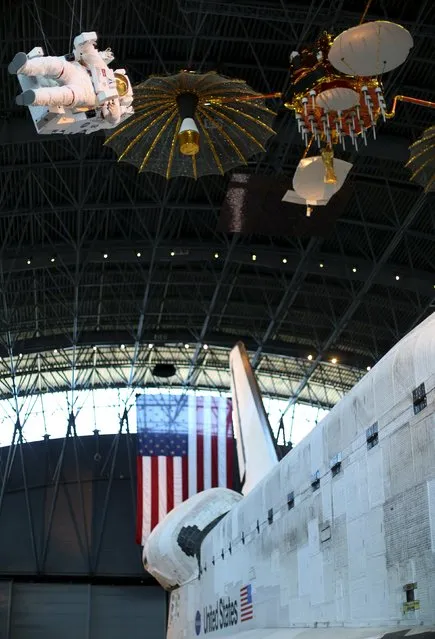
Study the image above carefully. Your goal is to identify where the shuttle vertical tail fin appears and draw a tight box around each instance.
[230,342,278,494]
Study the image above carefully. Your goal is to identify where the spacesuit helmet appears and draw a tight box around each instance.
[73,31,98,60]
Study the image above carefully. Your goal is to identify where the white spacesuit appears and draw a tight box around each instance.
[8,32,132,126]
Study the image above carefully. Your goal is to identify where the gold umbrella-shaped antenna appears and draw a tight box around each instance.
[104,71,279,179]
[406,125,435,193]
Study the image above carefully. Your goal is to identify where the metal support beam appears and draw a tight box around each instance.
[251,237,323,368]
[282,192,430,413]
[127,184,175,386]
[185,234,239,386]
[178,0,435,37]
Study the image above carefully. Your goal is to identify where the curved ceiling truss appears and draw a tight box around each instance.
[0,343,364,411]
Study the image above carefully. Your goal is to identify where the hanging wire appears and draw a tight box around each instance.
[302,135,314,158]
[32,0,50,54]
[79,0,84,32]
[359,0,374,25]
[68,0,84,51]
[69,0,77,52]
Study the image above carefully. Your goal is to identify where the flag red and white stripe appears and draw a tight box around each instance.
[136,394,233,546]
[240,584,254,622]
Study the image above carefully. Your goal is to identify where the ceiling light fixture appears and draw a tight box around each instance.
[331,357,338,364]
[120,344,126,350]
[50,257,55,263]
[252,254,257,261]
[395,275,400,280]
[366,366,371,371]
[214,253,219,259]
[27,258,31,265]
[203,344,209,350]
[282,258,288,264]
[352,267,357,273]
[103,253,108,259]
[319,263,324,268]
[136,252,141,257]
[148,343,153,349]
[184,343,190,349]
[170,251,175,257]
[307,354,313,361]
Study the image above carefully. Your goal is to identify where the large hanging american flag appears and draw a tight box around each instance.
[135,393,233,546]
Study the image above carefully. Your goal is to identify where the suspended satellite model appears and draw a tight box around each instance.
[282,14,435,204]
[406,125,435,193]
[8,31,134,134]
[282,150,353,216]
[284,22,414,151]
[104,71,278,179]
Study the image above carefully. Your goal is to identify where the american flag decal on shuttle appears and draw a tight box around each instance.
[240,584,254,621]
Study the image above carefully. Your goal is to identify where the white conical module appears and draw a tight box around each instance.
[289,155,353,206]
[179,117,198,135]
[178,117,200,156]
[328,20,413,77]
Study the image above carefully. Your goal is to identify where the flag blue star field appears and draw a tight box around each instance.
[136,393,233,545]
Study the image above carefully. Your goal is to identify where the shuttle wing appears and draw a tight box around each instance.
[229,342,278,494]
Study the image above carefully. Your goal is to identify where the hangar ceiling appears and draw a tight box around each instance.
[0,0,434,413]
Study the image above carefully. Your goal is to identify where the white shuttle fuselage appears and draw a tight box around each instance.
[145,313,435,639]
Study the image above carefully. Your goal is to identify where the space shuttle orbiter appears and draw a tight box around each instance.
[144,314,435,639]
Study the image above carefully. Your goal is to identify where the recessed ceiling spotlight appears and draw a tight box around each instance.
[252,254,257,261]
[331,357,338,364]
[148,343,153,349]
[93,345,97,351]
[136,252,142,257]
[53,348,58,354]
[184,343,190,349]
[282,258,287,264]
[19,353,23,358]
[203,344,209,350]
[27,258,31,265]
[319,263,324,268]
[50,256,55,263]
[214,253,219,259]
[307,354,313,361]
[395,275,400,281]
[366,366,371,371]
[103,253,108,259]
[120,344,126,350]
[352,267,357,273]
[170,251,175,257]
